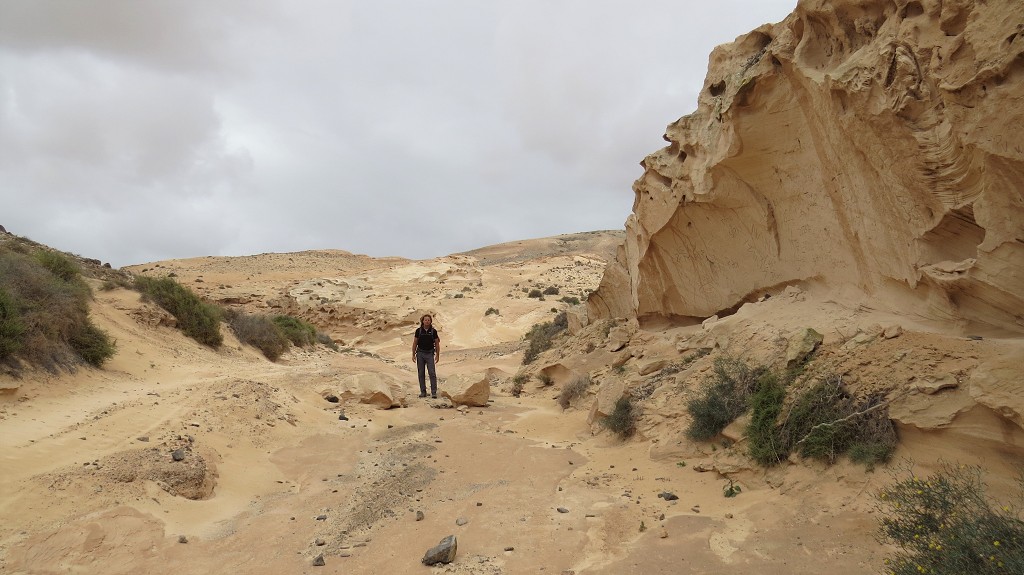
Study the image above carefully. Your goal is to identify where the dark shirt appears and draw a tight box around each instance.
[415,327,439,352]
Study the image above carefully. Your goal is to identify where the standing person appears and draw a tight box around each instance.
[412,314,440,398]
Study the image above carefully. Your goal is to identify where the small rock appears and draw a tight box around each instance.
[658,492,679,501]
[659,529,668,539]
[416,510,425,521]
[691,506,701,513]
[422,535,457,566]
[324,394,339,403]
[178,535,188,544]
[882,325,903,339]
[171,449,185,461]
[315,538,326,546]
[556,507,569,514]
[339,413,349,421]
[316,514,327,521]
[455,517,468,526]
[725,513,734,519]
[312,554,325,567]
[137,436,150,442]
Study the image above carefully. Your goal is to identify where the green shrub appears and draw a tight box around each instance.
[134,276,223,347]
[686,356,766,440]
[316,331,339,351]
[485,307,500,316]
[528,289,542,298]
[777,376,897,465]
[559,296,580,305]
[746,374,787,465]
[877,463,1024,574]
[522,312,568,364]
[35,250,81,282]
[271,315,317,347]
[557,375,591,409]
[543,286,559,295]
[229,313,290,360]
[0,287,25,359]
[603,396,639,438]
[780,375,857,463]
[68,318,116,367]
[743,372,897,468]
[0,246,117,370]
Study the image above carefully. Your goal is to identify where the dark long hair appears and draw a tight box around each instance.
[419,314,433,329]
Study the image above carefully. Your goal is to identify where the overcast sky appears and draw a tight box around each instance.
[0,1,795,267]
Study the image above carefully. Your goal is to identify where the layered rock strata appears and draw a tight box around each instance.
[589,0,1024,333]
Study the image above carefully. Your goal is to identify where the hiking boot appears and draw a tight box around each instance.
[431,394,437,399]
[418,393,427,398]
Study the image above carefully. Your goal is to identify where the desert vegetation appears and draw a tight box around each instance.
[557,374,591,409]
[877,463,1024,574]
[521,311,568,364]
[0,244,116,370]
[686,356,897,468]
[133,276,223,348]
[602,395,639,438]
[225,309,335,361]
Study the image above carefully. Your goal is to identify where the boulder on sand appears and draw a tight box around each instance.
[338,373,406,409]
[422,535,457,565]
[440,373,490,407]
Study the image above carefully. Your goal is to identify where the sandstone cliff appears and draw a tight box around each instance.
[588,0,1024,334]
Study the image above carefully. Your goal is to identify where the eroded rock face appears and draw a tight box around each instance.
[589,0,1024,333]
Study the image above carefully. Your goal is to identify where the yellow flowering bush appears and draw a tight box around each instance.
[877,463,1024,574]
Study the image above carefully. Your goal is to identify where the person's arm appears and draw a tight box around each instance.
[412,333,419,362]
[434,335,440,363]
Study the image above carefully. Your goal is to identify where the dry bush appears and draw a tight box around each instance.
[557,375,591,409]
[229,313,290,361]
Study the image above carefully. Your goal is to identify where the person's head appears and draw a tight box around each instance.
[420,314,433,328]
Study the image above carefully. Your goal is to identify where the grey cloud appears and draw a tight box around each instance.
[0,0,796,267]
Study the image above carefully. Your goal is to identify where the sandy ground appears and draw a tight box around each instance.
[2,232,1022,574]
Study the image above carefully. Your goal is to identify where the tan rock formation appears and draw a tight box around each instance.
[587,378,627,425]
[440,373,491,407]
[589,0,1024,334]
[338,373,406,409]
